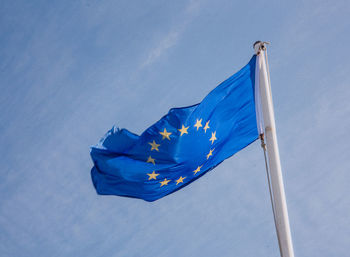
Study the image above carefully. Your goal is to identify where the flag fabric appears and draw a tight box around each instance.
[90,55,258,201]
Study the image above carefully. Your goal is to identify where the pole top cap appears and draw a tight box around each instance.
[253,41,270,55]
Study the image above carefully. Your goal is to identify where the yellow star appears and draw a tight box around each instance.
[159,128,172,140]
[194,119,203,130]
[209,131,217,144]
[193,165,202,175]
[204,121,210,133]
[175,176,186,185]
[178,125,189,136]
[148,140,160,151]
[207,149,214,159]
[147,171,159,180]
[160,178,171,187]
[147,156,155,165]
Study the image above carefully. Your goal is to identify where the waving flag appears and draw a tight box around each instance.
[90,55,258,201]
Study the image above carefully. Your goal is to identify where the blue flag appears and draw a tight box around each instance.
[90,55,258,201]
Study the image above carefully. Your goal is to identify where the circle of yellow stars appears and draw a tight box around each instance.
[145,118,217,187]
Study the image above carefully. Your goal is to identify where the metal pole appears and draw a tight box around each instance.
[254,41,295,257]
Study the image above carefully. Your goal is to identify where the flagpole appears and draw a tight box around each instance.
[253,41,295,257]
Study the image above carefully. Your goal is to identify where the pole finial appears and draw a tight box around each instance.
[253,41,270,55]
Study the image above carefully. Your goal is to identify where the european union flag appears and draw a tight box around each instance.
[90,56,258,201]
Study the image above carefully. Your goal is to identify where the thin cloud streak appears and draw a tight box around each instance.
[141,0,201,68]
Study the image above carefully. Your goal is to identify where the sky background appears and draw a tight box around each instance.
[1,0,349,256]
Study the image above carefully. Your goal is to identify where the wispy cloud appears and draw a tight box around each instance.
[141,30,181,68]
[141,0,201,68]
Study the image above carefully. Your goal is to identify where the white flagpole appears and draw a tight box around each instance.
[254,41,295,257]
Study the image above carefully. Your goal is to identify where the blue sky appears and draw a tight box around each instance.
[1,0,349,256]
